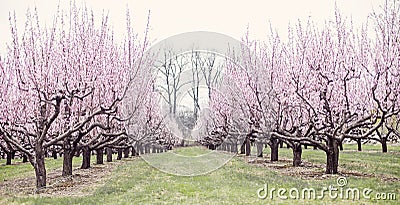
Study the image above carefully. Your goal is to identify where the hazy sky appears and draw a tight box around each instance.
[0,0,384,54]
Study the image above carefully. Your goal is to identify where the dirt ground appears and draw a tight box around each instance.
[0,158,134,198]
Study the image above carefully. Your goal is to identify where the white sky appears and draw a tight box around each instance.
[0,0,384,55]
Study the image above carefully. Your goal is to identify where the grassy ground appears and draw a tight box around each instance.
[0,144,399,204]
[0,157,83,182]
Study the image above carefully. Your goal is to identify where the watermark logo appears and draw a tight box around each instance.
[257,176,397,201]
[131,31,251,176]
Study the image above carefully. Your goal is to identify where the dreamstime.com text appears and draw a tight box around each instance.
[257,177,397,201]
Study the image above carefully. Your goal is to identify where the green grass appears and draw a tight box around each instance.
[1,144,399,204]
[0,157,83,182]
[271,144,400,178]
[171,146,213,156]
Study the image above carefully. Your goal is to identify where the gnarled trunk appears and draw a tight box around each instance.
[62,139,73,176]
[117,149,122,160]
[62,151,73,176]
[381,137,388,153]
[81,146,91,169]
[106,147,113,162]
[96,148,103,164]
[325,138,339,174]
[292,143,302,167]
[270,138,279,161]
[33,144,46,189]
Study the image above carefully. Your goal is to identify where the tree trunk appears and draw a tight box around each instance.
[131,146,137,156]
[356,139,362,151]
[96,148,104,164]
[326,139,339,174]
[62,148,73,176]
[292,143,302,167]
[245,138,251,156]
[62,137,74,176]
[270,138,279,161]
[33,145,47,189]
[231,142,238,153]
[226,143,231,152]
[106,147,113,162]
[123,147,130,158]
[304,145,308,149]
[256,141,263,157]
[240,141,245,154]
[81,146,91,169]
[52,150,57,159]
[22,154,28,163]
[6,152,12,165]
[382,137,388,153]
[117,149,122,160]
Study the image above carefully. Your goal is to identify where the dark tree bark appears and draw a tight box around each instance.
[356,139,362,151]
[117,149,122,160]
[106,147,113,162]
[6,151,12,165]
[270,138,279,161]
[292,143,302,167]
[96,148,104,164]
[11,150,15,159]
[279,141,284,148]
[382,137,388,153]
[62,139,73,176]
[245,138,251,156]
[52,150,57,159]
[33,144,46,189]
[62,150,73,176]
[240,141,245,154]
[22,154,28,163]
[124,147,130,158]
[81,146,91,169]
[256,142,263,158]
[325,138,339,174]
